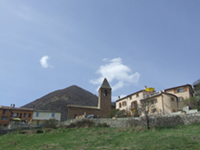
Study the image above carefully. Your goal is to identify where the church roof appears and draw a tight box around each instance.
[100,78,111,89]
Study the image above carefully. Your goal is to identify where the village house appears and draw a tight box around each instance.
[116,84,194,116]
[30,110,61,126]
[0,105,34,128]
[67,78,112,119]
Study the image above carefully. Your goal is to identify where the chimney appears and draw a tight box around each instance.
[13,104,15,108]
[10,104,13,107]
[145,86,147,89]
[118,96,120,99]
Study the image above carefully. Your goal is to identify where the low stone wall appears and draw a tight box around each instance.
[2,113,200,135]
[59,112,200,128]
[0,127,39,136]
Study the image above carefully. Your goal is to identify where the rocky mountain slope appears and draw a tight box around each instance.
[21,85,98,121]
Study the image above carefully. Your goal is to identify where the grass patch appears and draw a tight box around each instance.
[0,124,200,150]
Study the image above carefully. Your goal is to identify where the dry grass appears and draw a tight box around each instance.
[134,126,147,133]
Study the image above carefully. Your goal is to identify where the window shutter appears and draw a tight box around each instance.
[174,89,177,93]
[181,97,184,101]
[151,109,153,113]
[29,113,31,117]
[156,108,158,112]
[17,113,19,117]
[24,113,26,117]
[155,98,157,103]
[184,87,187,92]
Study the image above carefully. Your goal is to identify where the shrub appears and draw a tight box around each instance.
[107,109,120,118]
[67,119,95,128]
[96,123,110,127]
[135,126,147,133]
[43,118,58,129]
[36,129,44,133]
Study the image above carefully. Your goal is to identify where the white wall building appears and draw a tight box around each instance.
[31,110,61,125]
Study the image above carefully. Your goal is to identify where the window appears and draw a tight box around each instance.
[1,116,7,120]
[122,101,126,106]
[119,103,122,108]
[152,98,157,104]
[131,102,137,109]
[145,101,148,106]
[178,97,183,102]
[152,108,157,113]
[129,96,132,100]
[36,112,39,117]
[152,99,156,104]
[136,93,139,97]
[171,97,175,102]
[2,110,5,114]
[25,113,30,117]
[13,113,17,117]
[19,113,22,118]
[4,124,7,127]
[51,113,55,117]
[177,88,184,93]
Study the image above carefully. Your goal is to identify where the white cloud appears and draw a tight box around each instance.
[40,55,53,68]
[90,57,140,91]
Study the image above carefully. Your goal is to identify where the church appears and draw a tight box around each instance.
[67,78,112,119]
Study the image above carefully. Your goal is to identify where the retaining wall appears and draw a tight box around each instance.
[2,113,200,135]
[59,112,200,128]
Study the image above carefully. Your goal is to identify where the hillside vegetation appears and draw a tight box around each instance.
[21,85,98,121]
[1,124,200,150]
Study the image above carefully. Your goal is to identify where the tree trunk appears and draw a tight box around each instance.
[145,111,150,129]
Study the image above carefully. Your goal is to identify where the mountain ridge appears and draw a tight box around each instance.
[21,85,98,121]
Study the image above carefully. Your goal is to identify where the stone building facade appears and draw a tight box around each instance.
[116,84,194,116]
[67,78,112,119]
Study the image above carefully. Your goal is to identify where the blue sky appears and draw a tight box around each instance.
[1,0,200,107]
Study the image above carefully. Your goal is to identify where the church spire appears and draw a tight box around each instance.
[100,78,111,89]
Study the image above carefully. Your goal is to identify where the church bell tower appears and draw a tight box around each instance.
[98,78,112,117]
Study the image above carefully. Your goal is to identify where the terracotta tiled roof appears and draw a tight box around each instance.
[116,90,145,102]
[67,105,100,110]
[33,110,61,113]
[0,105,34,111]
[164,84,193,92]
[140,92,178,101]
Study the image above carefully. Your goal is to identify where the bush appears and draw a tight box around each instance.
[43,119,58,129]
[96,123,110,127]
[67,119,95,128]
[135,126,147,133]
[107,109,120,118]
[36,129,44,133]
[67,119,110,128]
